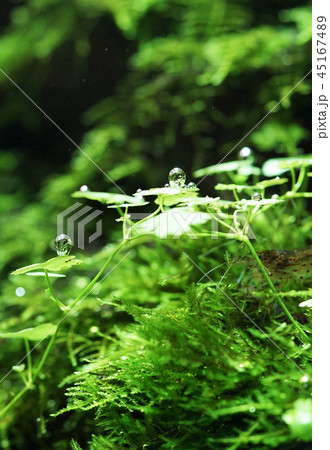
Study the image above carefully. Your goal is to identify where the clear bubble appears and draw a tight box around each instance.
[271,194,280,200]
[238,147,253,159]
[186,182,197,189]
[252,193,262,201]
[249,406,256,413]
[164,183,170,188]
[80,185,89,192]
[54,234,73,256]
[15,287,25,297]
[135,188,143,200]
[168,167,186,188]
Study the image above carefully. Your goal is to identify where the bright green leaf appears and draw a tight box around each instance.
[0,323,56,341]
[72,191,144,205]
[11,256,83,275]
[262,155,312,177]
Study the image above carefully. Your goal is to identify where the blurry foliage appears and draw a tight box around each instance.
[0,0,311,448]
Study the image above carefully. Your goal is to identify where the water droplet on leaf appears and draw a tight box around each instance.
[164,183,170,188]
[186,182,197,189]
[80,185,89,192]
[135,188,143,199]
[168,167,186,188]
[54,234,73,256]
[271,194,280,200]
[252,193,262,201]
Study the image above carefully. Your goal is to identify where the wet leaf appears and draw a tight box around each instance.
[0,323,56,341]
[72,191,144,205]
[11,256,83,275]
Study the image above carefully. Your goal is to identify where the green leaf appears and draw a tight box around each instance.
[11,256,83,275]
[282,398,312,441]
[26,272,66,277]
[0,323,56,341]
[215,178,287,192]
[262,155,312,177]
[235,198,283,206]
[137,187,199,206]
[178,196,221,206]
[107,201,149,209]
[215,183,254,192]
[72,191,145,205]
[194,160,244,177]
[194,160,261,177]
[255,177,289,189]
[137,187,185,196]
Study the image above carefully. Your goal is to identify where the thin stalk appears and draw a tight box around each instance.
[129,205,161,234]
[0,385,30,419]
[244,237,310,343]
[69,233,151,310]
[32,327,59,383]
[207,210,236,232]
[24,339,32,385]
[44,269,67,311]
[293,166,306,192]
[233,189,240,202]
[290,168,296,191]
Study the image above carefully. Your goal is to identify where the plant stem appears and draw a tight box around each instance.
[68,239,128,310]
[0,385,30,419]
[44,269,67,311]
[233,189,240,202]
[32,327,59,383]
[290,168,296,191]
[243,237,311,343]
[24,339,32,385]
[293,166,306,192]
[68,232,151,311]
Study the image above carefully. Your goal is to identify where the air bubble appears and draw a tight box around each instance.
[135,188,143,200]
[15,287,25,297]
[252,193,262,201]
[168,167,186,188]
[54,234,73,256]
[238,147,254,159]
